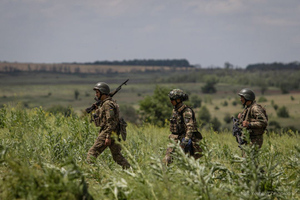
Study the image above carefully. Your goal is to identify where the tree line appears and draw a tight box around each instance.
[246,61,300,70]
[81,59,192,67]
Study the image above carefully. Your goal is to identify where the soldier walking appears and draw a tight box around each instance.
[87,82,130,169]
[163,89,203,165]
[237,88,268,154]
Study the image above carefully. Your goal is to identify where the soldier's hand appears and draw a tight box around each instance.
[238,113,241,119]
[242,121,250,127]
[93,103,98,109]
[105,138,111,146]
[180,138,190,148]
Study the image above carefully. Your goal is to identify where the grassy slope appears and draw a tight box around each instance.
[0,106,299,199]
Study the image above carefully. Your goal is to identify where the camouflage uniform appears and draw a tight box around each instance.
[239,101,268,148]
[87,97,130,169]
[163,104,203,164]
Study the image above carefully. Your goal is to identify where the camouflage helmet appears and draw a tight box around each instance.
[238,88,255,101]
[93,82,110,94]
[168,89,189,101]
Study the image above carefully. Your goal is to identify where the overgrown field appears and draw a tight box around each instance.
[0,105,299,199]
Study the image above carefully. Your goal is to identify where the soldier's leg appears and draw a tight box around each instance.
[250,135,263,149]
[109,140,131,169]
[87,134,107,163]
[163,147,174,165]
[163,134,179,165]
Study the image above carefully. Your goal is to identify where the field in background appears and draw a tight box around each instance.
[1,70,300,130]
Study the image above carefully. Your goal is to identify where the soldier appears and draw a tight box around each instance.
[163,89,203,165]
[237,88,268,150]
[87,82,130,169]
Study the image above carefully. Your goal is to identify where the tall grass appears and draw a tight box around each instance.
[0,105,299,199]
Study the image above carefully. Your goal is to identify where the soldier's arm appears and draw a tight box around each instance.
[249,106,268,129]
[102,102,119,139]
[183,108,197,139]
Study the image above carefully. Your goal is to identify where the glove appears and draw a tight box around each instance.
[181,138,192,153]
[181,138,190,148]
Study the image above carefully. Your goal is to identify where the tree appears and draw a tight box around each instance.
[74,90,80,100]
[139,85,173,126]
[201,76,218,94]
[190,94,202,108]
[197,106,211,125]
[119,104,138,124]
[277,106,290,118]
[211,117,221,131]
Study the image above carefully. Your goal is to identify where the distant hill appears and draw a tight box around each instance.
[0,60,194,74]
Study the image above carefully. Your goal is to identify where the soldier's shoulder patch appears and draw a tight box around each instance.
[109,108,115,117]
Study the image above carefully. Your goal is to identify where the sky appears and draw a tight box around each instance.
[0,0,300,68]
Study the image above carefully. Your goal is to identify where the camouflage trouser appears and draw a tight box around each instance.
[163,134,203,165]
[87,132,130,169]
[250,134,263,148]
[242,134,263,157]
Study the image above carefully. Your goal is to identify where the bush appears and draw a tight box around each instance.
[277,106,290,118]
[211,117,221,131]
[223,113,231,124]
[74,89,80,100]
[198,106,211,125]
[258,96,267,102]
[190,94,202,108]
[139,85,172,126]
[46,105,75,117]
[119,104,138,124]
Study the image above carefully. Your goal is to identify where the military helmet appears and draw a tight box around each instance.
[168,89,189,101]
[93,82,110,94]
[238,88,255,101]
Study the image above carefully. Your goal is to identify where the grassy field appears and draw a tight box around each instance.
[0,105,299,199]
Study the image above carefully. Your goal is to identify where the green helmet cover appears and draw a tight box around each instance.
[168,89,188,101]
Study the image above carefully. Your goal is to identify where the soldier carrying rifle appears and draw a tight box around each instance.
[86,81,130,169]
[234,88,268,155]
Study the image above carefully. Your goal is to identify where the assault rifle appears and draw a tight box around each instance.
[85,79,129,113]
[231,116,246,148]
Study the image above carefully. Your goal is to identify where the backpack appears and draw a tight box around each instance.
[118,117,127,141]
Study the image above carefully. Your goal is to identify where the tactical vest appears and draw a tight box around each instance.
[170,104,197,135]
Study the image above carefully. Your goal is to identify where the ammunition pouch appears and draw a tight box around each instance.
[169,118,185,135]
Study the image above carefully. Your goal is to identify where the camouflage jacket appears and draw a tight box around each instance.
[94,97,120,138]
[239,101,268,135]
[170,104,198,139]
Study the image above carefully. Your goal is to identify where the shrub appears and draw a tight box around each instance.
[119,104,138,124]
[223,113,231,124]
[277,106,290,118]
[190,94,202,108]
[139,85,172,126]
[46,105,75,117]
[198,106,211,125]
[211,117,221,131]
[258,96,267,102]
[74,89,80,100]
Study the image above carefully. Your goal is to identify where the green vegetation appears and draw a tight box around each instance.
[0,105,299,199]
